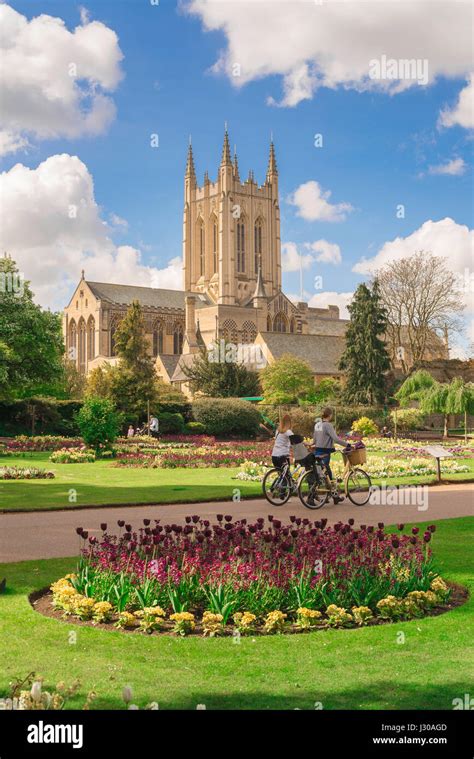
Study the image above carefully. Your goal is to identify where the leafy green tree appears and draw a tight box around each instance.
[260,354,314,404]
[0,256,64,399]
[445,378,474,443]
[420,381,450,437]
[339,281,390,404]
[395,369,435,405]
[182,344,260,398]
[302,378,342,405]
[76,397,122,453]
[108,300,160,420]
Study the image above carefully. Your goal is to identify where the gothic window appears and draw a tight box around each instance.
[222,319,238,343]
[273,312,287,333]
[173,323,184,355]
[78,318,86,370]
[236,220,245,273]
[69,320,77,360]
[153,320,164,356]
[267,315,272,332]
[199,222,205,277]
[212,218,218,274]
[241,320,257,344]
[110,322,118,356]
[289,317,296,334]
[87,317,95,360]
[254,218,263,273]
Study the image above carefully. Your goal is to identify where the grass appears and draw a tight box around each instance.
[1,451,473,512]
[0,517,472,710]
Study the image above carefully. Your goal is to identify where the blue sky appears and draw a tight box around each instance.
[1,0,473,349]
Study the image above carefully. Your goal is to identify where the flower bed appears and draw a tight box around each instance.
[0,466,55,480]
[49,448,96,464]
[43,516,453,636]
[4,436,83,452]
[114,442,271,469]
[234,456,469,482]
[365,438,474,457]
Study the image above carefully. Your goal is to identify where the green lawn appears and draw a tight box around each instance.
[0,517,472,710]
[1,451,473,512]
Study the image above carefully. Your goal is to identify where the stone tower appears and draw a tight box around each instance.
[182,129,282,307]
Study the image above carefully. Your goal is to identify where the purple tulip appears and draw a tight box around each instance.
[100,523,107,532]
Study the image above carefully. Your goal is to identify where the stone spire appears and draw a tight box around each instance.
[220,126,232,167]
[185,142,196,181]
[266,140,278,182]
[253,263,266,300]
[233,146,240,182]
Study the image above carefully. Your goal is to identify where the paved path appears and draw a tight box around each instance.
[0,484,472,563]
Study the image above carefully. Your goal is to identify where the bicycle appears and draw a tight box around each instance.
[298,449,372,509]
[262,460,307,506]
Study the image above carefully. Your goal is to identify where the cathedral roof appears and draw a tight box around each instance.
[258,332,345,376]
[86,281,185,310]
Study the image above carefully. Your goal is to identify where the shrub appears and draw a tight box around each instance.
[0,466,55,480]
[185,421,206,435]
[76,398,122,454]
[0,399,82,436]
[352,416,379,436]
[390,408,426,432]
[192,398,261,437]
[157,412,185,434]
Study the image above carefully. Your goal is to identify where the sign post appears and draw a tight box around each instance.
[422,445,453,482]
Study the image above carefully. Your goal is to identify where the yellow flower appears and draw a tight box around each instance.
[202,611,224,636]
[116,612,137,629]
[170,611,195,636]
[296,607,322,629]
[92,601,113,623]
[325,605,353,627]
[263,610,287,634]
[351,606,373,626]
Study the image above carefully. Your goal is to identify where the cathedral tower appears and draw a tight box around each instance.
[182,129,282,307]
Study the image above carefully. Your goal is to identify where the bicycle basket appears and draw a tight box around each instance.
[343,447,367,465]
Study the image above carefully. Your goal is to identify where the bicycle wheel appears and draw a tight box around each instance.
[345,468,372,506]
[297,470,330,509]
[262,468,291,505]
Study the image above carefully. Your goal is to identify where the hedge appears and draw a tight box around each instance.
[158,412,186,434]
[192,398,261,438]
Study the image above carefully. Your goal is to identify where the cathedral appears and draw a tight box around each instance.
[63,130,352,394]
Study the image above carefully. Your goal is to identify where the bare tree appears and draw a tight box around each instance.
[376,252,464,373]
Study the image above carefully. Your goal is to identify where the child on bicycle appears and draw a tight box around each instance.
[311,407,350,503]
[271,414,294,469]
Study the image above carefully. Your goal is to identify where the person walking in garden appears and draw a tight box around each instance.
[271,414,294,469]
[312,407,348,503]
[149,415,159,438]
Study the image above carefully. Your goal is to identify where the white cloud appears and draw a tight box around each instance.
[282,239,342,272]
[0,154,182,309]
[281,242,313,272]
[353,218,474,278]
[186,0,473,107]
[0,4,124,156]
[307,291,353,320]
[304,239,342,265]
[109,213,129,230]
[427,158,466,176]
[439,73,474,130]
[288,181,353,223]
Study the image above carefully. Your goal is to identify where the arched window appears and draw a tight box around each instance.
[110,322,118,357]
[69,320,77,361]
[198,222,205,277]
[236,220,245,272]
[273,313,287,333]
[87,317,95,360]
[78,318,86,370]
[153,321,164,356]
[267,315,272,332]
[241,320,257,344]
[173,323,183,355]
[212,217,218,274]
[254,218,263,273]
[222,319,238,343]
[289,318,295,334]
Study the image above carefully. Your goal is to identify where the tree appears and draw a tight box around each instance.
[183,344,260,398]
[377,252,463,372]
[260,354,314,404]
[108,301,160,420]
[395,369,435,405]
[420,382,450,437]
[302,378,342,405]
[85,364,117,400]
[76,398,122,453]
[445,378,474,443]
[0,256,64,399]
[339,281,391,404]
